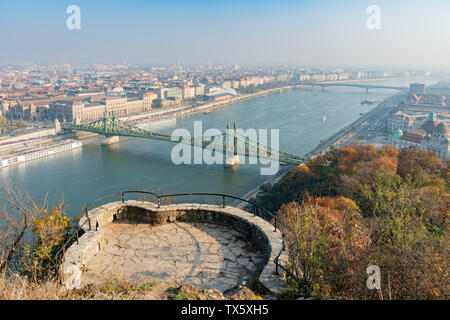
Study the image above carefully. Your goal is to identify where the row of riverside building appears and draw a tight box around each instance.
[47,92,158,123]
[0,75,280,123]
[389,83,450,160]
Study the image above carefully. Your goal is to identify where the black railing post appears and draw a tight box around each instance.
[253,205,256,217]
[85,207,91,230]
[274,219,277,232]
[222,195,225,208]
[95,221,99,231]
[76,230,79,245]
[157,196,161,208]
[121,192,125,203]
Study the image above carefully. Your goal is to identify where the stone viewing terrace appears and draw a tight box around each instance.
[83,221,266,292]
[60,195,289,295]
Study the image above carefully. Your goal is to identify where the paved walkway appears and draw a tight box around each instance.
[83,221,267,292]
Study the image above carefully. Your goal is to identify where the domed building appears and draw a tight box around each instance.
[112,86,124,93]
[393,128,403,140]
[107,87,126,97]
[391,118,450,160]
[427,122,450,160]
[421,112,438,134]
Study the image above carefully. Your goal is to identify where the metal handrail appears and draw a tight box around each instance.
[55,218,89,259]
[55,190,308,295]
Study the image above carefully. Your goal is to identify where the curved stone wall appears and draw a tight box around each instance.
[61,200,288,294]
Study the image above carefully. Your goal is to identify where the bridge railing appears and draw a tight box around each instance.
[55,190,308,295]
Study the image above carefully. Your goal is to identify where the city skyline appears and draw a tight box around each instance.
[1,0,450,67]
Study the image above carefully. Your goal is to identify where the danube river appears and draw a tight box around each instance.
[0,78,437,217]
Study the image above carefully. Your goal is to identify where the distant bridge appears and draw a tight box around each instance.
[297,82,407,92]
[62,112,307,165]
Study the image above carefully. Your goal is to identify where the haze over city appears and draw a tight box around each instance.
[1,0,450,67]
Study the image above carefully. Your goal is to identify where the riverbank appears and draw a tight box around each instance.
[232,164,295,209]
[0,85,294,155]
[73,86,293,141]
[132,85,294,125]
[306,92,404,156]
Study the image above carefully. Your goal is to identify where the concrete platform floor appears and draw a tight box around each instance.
[83,221,267,292]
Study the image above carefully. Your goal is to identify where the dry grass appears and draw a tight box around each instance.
[0,272,64,300]
[0,266,168,300]
[0,266,258,300]
[0,270,164,300]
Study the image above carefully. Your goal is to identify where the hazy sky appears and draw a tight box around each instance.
[0,0,449,67]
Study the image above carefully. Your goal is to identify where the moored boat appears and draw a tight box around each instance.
[0,139,82,168]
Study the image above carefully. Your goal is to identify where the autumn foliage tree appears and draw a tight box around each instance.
[397,147,444,187]
[278,197,371,298]
[20,201,72,281]
[259,145,449,299]
[1,183,75,282]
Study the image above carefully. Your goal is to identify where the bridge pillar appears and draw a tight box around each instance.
[54,119,61,134]
[102,136,120,145]
[224,122,240,167]
[225,155,240,166]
